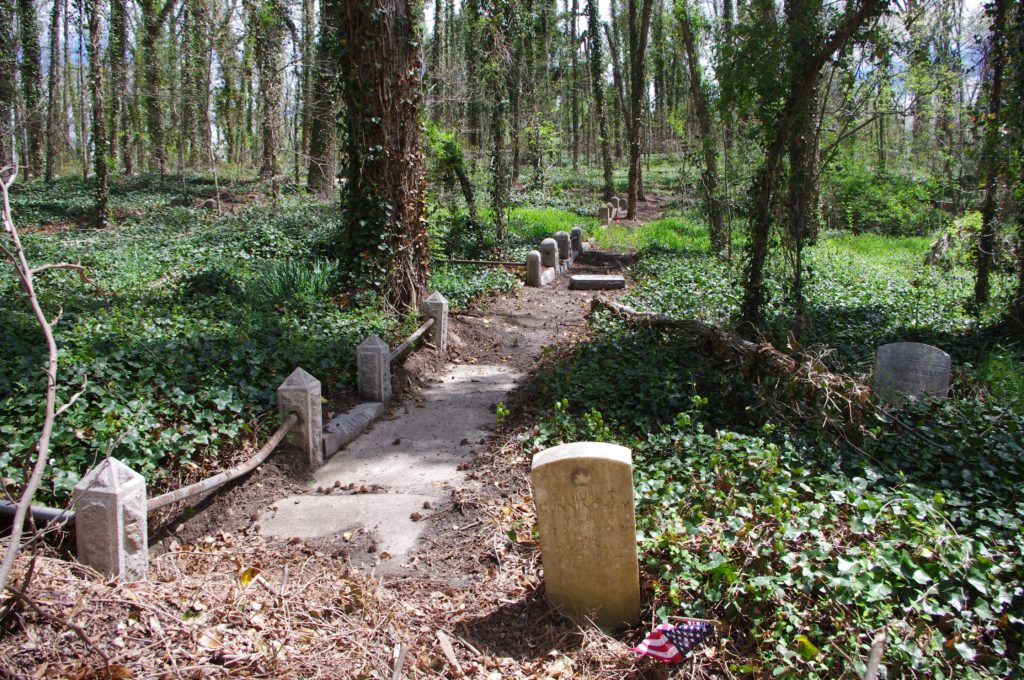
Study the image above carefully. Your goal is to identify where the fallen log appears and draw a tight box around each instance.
[588,296,875,439]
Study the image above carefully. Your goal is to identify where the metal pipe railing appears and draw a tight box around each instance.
[147,411,298,511]
[0,502,74,526]
[389,317,435,363]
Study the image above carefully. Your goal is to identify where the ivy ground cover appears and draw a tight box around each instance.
[522,220,1023,677]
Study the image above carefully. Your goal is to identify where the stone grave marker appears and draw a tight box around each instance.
[526,250,543,287]
[570,227,583,254]
[554,231,572,261]
[530,442,641,628]
[597,205,611,225]
[358,335,392,402]
[539,238,559,268]
[874,342,951,397]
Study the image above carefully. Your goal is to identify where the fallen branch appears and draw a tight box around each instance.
[863,628,887,680]
[589,296,875,438]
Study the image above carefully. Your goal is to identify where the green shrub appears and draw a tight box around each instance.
[822,159,950,236]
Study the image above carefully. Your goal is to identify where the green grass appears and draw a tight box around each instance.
[594,215,710,254]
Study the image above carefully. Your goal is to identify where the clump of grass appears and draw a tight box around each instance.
[977,344,1024,414]
[245,257,339,309]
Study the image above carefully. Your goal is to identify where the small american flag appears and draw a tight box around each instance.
[631,621,716,663]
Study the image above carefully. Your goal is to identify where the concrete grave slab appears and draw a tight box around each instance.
[569,274,625,290]
[323,402,386,458]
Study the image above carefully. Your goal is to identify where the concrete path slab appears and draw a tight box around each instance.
[258,363,523,569]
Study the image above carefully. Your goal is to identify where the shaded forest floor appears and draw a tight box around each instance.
[0,249,674,679]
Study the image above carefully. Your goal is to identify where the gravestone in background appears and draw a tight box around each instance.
[874,342,951,397]
[530,442,641,628]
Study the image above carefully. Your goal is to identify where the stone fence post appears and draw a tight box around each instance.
[74,458,148,581]
[424,292,449,358]
[278,367,324,468]
[358,335,392,403]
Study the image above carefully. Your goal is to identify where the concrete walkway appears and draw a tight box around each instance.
[258,362,522,572]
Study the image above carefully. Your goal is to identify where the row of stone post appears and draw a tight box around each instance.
[72,292,449,583]
[526,227,585,287]
[597,197,628,224]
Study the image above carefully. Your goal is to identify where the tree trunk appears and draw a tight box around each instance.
[17,0,43,179]
[141,0,175,176]
[782,0,824,337]
[678,1,726,254]
[109,0,127,169]
[0,0,15,171]
[1009,0,1024,327]
[337,0,430,313]
[740,0,887,329]
[973,0,1008,309]
[569,0,580,171]
[45,0,61,181]
[87,0,109,227]
[307,0,339,194]
[587,0,613,201]
[625,0,652,218]
[254,0,285,180]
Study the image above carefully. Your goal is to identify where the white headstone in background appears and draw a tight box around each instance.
[874,342,951,397]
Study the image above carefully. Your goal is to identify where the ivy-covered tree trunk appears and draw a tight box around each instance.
[0,0,14,171]
[45,0,61,181]
[108,0,127,169]
[1010,0,1024,328]
[306,0,339,194]
[17,0,43,179]
[677,0,725,254]
[337,0,429,313]
[586,0,613,200]
[782,0,823,336]
[87,0,109,227]
[625,0,652,218]
[973,0,1008,309]
[253,0,285,180]
[140,0,175,176]
[739,0,887,329]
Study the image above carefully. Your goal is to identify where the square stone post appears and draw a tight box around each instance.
[526,250,543,287]
[74,458,148,581]
[278,367,324,468]
[424,292,449,357]
[358,335,392,403]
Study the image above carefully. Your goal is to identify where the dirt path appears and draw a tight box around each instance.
[255,250,633,576]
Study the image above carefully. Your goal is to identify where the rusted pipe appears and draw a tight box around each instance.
[446,259,525,267]
[389,317,435,363]
[147,412,299,511]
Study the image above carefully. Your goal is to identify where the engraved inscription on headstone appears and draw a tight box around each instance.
[530,442,641,628]
[874,342,951,397]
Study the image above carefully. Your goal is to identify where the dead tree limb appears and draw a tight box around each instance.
[589,296,875,438]
[0,165,94,593]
